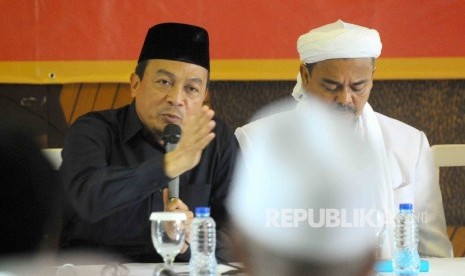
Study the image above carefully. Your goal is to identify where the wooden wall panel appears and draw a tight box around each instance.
[112,83,132,109]
[455,227,465,257]
[448,226,456,240]
[70,83,99,124]
[60,83,133,126]
[59,84,80,125]
[93,83,118,111]
[448,226,465,257]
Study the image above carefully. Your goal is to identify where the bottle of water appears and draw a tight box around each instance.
[393,203,420,275]
[189,207,217,276]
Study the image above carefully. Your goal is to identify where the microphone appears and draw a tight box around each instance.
[163,124,182,200]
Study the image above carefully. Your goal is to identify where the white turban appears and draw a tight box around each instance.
[292,20,382,100]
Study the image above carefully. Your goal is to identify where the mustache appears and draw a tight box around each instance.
[159,107,183,117]
[335,104,356,114]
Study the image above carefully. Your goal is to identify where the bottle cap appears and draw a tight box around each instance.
[195,207,210,217]
[399,203,413,211]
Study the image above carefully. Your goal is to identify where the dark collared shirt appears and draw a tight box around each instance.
[59,102,238,263]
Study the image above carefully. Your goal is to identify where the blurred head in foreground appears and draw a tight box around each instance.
[228,96,383,276]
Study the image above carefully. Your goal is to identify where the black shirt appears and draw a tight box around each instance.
[59,102,238,263]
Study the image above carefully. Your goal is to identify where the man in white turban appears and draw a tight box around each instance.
[234,20,452,259]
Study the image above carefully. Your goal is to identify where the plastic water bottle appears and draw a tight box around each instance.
[189,207,217,276]
[393,203,420,275]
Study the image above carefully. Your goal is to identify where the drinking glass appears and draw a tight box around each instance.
[150,212,187,271]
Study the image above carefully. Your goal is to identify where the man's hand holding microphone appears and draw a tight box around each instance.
[162,105,216,253]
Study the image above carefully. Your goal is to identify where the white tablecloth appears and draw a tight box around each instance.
[379,258,465,275]
[52,262,241,275]
[3,258,464,275]
[59,258,465,276]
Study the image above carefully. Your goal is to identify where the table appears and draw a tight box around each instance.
[50,262,243,275]
[3,258,463,275]
[378,258,465,275]
[70,258,465,276]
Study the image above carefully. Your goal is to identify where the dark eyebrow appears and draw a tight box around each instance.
[351,79,370,86]
[155,69,204,85]
[187,77,204,85]
[321,78,341,86]
[321,78,369,86]
[155,69,176,79]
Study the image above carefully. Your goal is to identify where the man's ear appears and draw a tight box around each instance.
[299,64,309,84]
[130,73,140,97]
[203,88,211,106]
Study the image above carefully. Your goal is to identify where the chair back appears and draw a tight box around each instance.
[431,144,465,257]
[431,144,465,167]
[41,148,62,170]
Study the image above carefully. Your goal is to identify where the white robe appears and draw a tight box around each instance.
[235,102,453,258]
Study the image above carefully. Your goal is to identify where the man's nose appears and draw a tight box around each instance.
[336,88,352,105]
[167,85,184,106]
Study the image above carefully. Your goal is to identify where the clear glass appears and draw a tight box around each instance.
[150,215,186,269]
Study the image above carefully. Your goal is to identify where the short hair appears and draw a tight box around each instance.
[135,60,150,81]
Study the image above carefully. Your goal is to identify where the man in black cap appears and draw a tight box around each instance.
[59,23,238,263]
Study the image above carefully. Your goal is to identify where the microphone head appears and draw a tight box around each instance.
[163,124,182,144]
